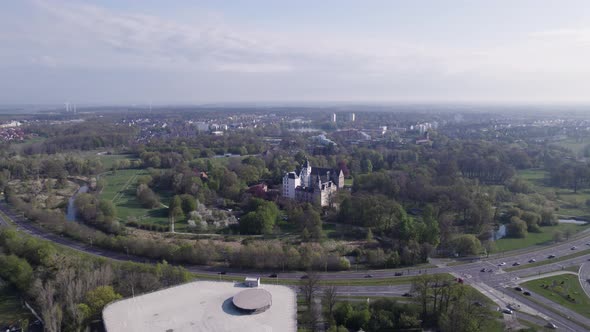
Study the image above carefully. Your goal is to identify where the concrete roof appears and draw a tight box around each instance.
[102,281,296,332]
[232,288,272,311]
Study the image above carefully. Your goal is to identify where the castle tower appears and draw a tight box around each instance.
[300,159,311,187]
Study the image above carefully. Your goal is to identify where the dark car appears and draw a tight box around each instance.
[269,273,278,278]
[523,291,531,296]
[512,262,520,266]
[365,274,374,278]
[514,286,523,291]
[480,268,486,272]
[402,292,413,297]
[528,258,536,263]
[218,271,227,275]
[394,272,403,276]
[300,275,309,279]
[548,254,556,259]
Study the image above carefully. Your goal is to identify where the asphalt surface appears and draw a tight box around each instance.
[2,202,590,330]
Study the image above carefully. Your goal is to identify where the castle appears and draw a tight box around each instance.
[282,159,344,207]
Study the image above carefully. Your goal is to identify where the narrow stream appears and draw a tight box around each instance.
[66,185,89,222]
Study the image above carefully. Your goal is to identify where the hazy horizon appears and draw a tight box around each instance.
[3,0,590,105]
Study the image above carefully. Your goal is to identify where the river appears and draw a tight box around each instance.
[66,185,89,222]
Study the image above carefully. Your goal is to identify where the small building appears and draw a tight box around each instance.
[244,277,260,288]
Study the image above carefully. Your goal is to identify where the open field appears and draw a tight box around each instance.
[99,168,182,230]
[517,168,590,219]
[0,284,34,325]
[522,274,590,319]
[97,153,139,170]
[494,223,590,252]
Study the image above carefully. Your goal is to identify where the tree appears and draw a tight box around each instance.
[323,285,338,320]
[239,200,279,235]
[300,272,321,307]
[98,199,117,219]
[0,254,33,291]
[507,217,528,238]
[449,234,482,256]
[84,286,122,319]
[553,230,564,243]
[333,302,353,326]
[180,194,197,214]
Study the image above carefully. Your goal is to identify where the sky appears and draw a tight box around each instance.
[2,0,590,105]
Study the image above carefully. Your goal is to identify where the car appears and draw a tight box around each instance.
[402,292,413,297]
[507,304,519,310]
[269,273,278,278]
[512,262,520,266]
[499,262,506,266]
[394,272,403,276]
[548,254,556,259]
[473,301,483,307]
[218,271,227,275]
[523,291,531,296]
[514,286,523,291]
[300,275,309,279]
[586,243,590,246]
[571,246,577,250]
[364,274,374,278]
[488,269,494,273]
[528,258,536,263]
[502,308,513,314]
[545,322,557,329]
[481,268,486,272]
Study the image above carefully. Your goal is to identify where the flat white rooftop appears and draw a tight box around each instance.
[102,281,296,332]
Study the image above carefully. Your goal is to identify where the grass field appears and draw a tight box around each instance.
[98,153,139,170]
[0,284,33,326]
[494,223,590,252]
[99,168,182,230]
[516,168,590,219]
[522,274,590,318]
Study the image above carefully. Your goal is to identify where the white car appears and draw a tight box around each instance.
[499,262,506,266]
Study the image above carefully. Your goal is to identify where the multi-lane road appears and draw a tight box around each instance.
[2,202,590,330]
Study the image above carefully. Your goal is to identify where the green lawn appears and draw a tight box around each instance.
[516,169,590,219]
[344,178,354,187]
[494,223,590,252]
[522,274,590,319]
[517,168,548,186]
[99,169,186,230]
[98,154,139,170]
[0,284,34,326]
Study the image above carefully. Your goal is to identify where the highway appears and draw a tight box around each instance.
[2,202,590,330]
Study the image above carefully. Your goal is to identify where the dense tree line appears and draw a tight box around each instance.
[0,228,190,331]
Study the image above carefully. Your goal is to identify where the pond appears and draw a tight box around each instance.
[491,224,507,241]
[558,219,588,225]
